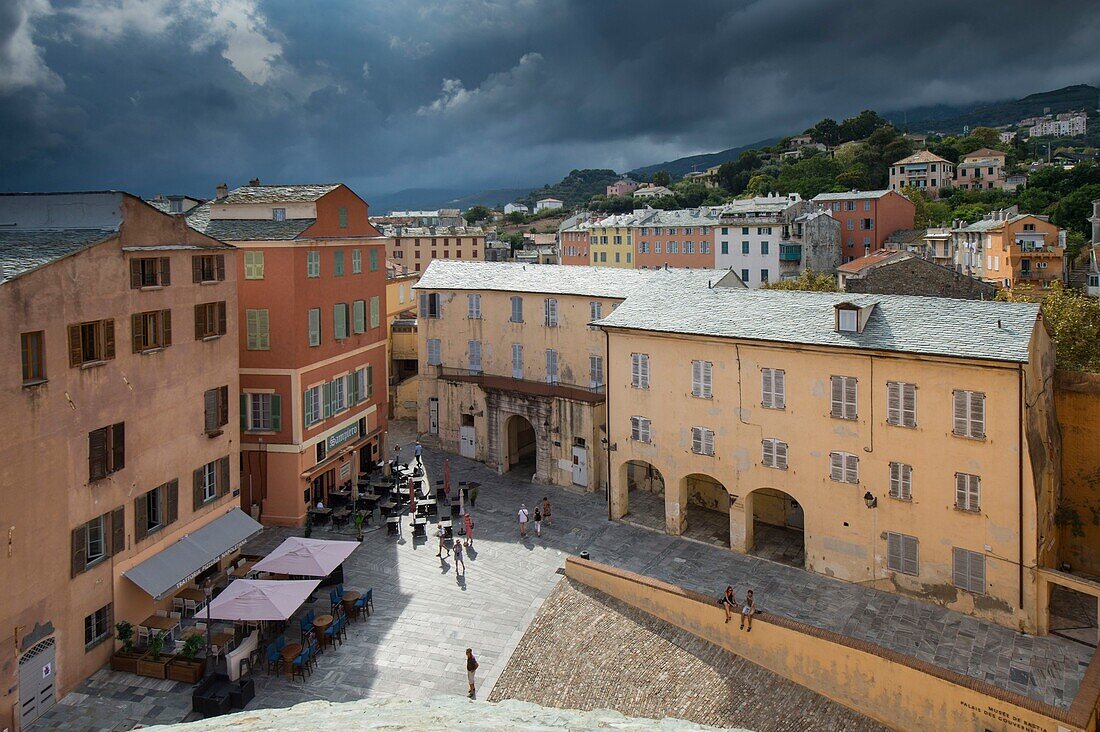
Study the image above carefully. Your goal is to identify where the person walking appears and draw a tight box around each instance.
[453,538,465,574]
[436,524,448,558]
[466,648,479,698]
[463,512,474,546]
[414,440,423,467]
[533,506,542,537]
[720,585,737,623]
[740,589,756,632]
[542,497,552,526]
[518,504,529,537]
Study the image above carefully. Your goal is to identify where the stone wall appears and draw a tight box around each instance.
[845,257,997,299]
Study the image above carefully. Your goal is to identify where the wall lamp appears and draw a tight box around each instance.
[863,491,877,509]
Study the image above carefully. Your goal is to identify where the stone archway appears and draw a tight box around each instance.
[613,460,666,532]
[681,473,729,548]
[503,414,538,477]
[734,487,805,567]
[486,391,552,483]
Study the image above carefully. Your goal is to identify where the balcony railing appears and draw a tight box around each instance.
[433,366,606,404]
[779,243,802,262]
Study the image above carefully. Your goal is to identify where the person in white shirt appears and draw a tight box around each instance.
[518,504,529,537]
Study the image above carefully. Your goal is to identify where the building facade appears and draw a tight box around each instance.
[606,179,640,197]
[560,226,592,266]
[952,210,1066,289]
[0,193,252,730]
[955,148,1008,191]
[535,198,563,213]
[414,262,740,493]
[504,203,529,215]
[812,190,916,263]
[383,225,486,273]
[888,151,955,197]
[598,285,1058,631]
[188,183,389,527]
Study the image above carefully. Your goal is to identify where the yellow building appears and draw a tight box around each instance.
[587,214,637,268]
[386,263,420,418]
[597,287,1059,631]
[414,261,741,491]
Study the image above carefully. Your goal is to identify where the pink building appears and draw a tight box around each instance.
[606,178,640,197]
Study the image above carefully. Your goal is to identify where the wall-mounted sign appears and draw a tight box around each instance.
[326,424,359,452]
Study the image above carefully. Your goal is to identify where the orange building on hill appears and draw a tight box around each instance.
[812,190,915,263]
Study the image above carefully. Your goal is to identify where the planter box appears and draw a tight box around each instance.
[167,657,206,684]
[110,651,143,675]
[136,653,172,679]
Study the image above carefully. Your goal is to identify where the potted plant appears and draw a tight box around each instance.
[137,631,172,679]
[168,634,207,684]
[110,621,143,674]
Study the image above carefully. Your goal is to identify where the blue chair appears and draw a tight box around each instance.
[323,618,343,647]
[306,609,315,624]
[305,632,321,668]
[336,584,345,598]
[353,589,371,619]
[329,589,341,615]
[274,635,286,653]
[336,614,348,641]
[290,649,309,681]
[265,644,283,675]
[299,616,312,638]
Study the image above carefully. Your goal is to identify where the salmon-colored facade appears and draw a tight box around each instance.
[0,193,243,730]
[559,228,591,265]
[812,191,916,263]
[190,184,389,526]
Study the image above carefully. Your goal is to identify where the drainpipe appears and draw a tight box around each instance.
[604,327,612,521]
[1018,364,1024,611]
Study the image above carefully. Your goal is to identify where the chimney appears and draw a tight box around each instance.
[215,183,228,200]
[248,177,261,187]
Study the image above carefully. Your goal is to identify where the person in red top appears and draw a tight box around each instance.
[463,512,474,547]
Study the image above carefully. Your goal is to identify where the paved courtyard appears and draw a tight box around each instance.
[38,420,1094,729]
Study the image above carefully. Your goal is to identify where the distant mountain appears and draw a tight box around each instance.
[629,137,779,180]
[884,84,1099,134]
[368,186,532,214]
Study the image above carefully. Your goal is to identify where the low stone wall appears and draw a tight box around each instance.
[566,556,1100,732]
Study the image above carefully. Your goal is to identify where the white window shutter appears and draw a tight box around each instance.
[887,534,901,572]
[692,427,702,453]
[762,439,774,466]
[952,548,968,589]
[702,361,712,398]
[419,293,429,318]
[887,383,901,425]
[642,418,651,443]
[969,552,985,592]
[830,452,843,482]
[631,354,640,387]
[704,430,714,455]
[830,376,843,417]
[970,393,985,438]
[844,454,858,484]
[641,354,649,387]
[953,391,968,435]
[890,463,900,496]
[902,535,919,575]
[902,383,916,427]
[762,369,773,407]
[776,440,787,469]
[512,344,523,379]
[774,369,785,409]
[691,361,702,397]
[844,377,857,419]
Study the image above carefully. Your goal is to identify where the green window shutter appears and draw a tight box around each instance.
[334,250,345,276]
[334,304,347,339]
[370,296,380,328]
[271,394,282,431]
[353,300,365,334]
[352,249,361,273]
[366,365,373,398]
[369,248,378,272]
[308,308,321,346]
[339,207,347,228]
[322,382,332,418]
[245,310,256,349]
[240,393,249,430]
[258,310,269,349]
[348,372,359,405]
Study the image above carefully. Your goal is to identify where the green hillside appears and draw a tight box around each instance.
[518,169,620,209]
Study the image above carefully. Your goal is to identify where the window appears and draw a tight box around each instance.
[615,253,620,263]
[243,250,265,279]
[886,381,916,427]
[468,293,482,319]
[760,269,769,283]
[829,451,858,484]
[590,301,602,322]
[742,241,750,255]
[742,227,750,235]
[952,548,986,594]
[684,241,695,254]
[468,340,482,373]
[68,319,115,366]
[304,386,322,426]
[837,308,858,332]
[331,377,346,413]
[760,242,769,255]
[889,462,912,500]
[306,251,320,278]
[369,248,379,272]
[21,331,46,384]
[631,353,650,389]
[86,514,107,564]
[544,298,558,327]
[204,385,229,434]
[666,242,678,254]
[72,510,121,576]
[955,473,981,512]
[352,300,366,334]
[691,360,712,398]
[887,533,919,576]
[653,244,660,255]
[845,201,856,212]
[830,375,857,419]
[546,348,559,383]
[245,309,270,350]
[84,604,112,650]
[741,268,749,283]
[691,427,715,456]
[272,207,286,221]
[192,254,225,283]
[761,368,785,409]
[630,416,652,443]
[193,301,227,340]
[131,309,172,352]
[244,392,281,432]
[89,422,125,481]
[194,457,228,507]
[130,257,170,288]
[512,344,523,379]
[306,307,322,346]
[427,338,441,366]
[761,438,788,469]
[334,250,345,276]
[338,207,348,228]
[861,218,874,230]
[590,355,604,388]
[333,303,349,339]
[952,390,985,439]
[135,480,177,541]
[863,201,871,211]
[419,292,443,319]
[721,242,729,255]
[370,296,380,328]
[700,241,710,255]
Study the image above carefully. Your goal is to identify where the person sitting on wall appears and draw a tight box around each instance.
[720,585,738,623]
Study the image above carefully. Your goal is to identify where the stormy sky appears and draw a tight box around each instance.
[2,0,1098,201]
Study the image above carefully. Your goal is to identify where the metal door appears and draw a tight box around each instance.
[786,498,805,530]
[572,446,588,486]
[459,425,475,458]
[428,398,439,435]
[19,637,57,728]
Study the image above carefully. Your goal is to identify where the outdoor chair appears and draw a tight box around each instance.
[299,616,312,639]
[274,635,286,653]
[290,648,310,681]
[305,633,321,669]
[354,588,373,618]
[323,617,343,647]
[264,644,283,675]
[329,590,341,615]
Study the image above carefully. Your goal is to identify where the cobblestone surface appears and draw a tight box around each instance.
[490,579,888,732]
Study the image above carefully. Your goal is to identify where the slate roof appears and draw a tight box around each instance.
[186,203,314,241]
[963,148,1007,160]
[595,285,1039,363]
[837,250,907,274]
[0,228,117,283]
[415,260,740,299]
[221,184,339,204]
[894,151,952,165]
[812,190,894,202]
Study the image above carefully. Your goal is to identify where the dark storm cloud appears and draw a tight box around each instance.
[1,0,1098,198]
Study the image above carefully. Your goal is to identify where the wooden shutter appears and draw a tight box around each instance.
[112,422,125,471]
[968,552,985,593]
[902,535,918,575]
[103,319,115,360]
[215,254,226,281]
[194,304,205,340]
[844,377,857,419]
[71,524,87,577]
[130,259,142,289]
[217,301,227,335]
[348,372,359,405]
[829,452,843,482]
[131,313,145,353]
[692,427,702,453]
[258,310,269,348]
[218,385,228,427]
[134,493,148,543]
[952,548,967,589]
[322,382,332,418]
[69,324,83,367]
[192,256,202,283]
[776,441,787,469]
[952,391,968,435]
[704,430,714,455]
[334,304,345,339]
[371,297,380,328]
[365,366,373,398]
[240,393,249,430]
[761,369,773,407]
[691,361,702,397]
[245,310,257,349]
[830,376,843,417]
[762,439,774,467]
[161,310,171,346]
[271,394,282,432]
[844,453,858,484]
[193,467,203,510]
[110,506,125,556]
[701,361,711,397]
[159,257,171,285]
[902,383,916,427]
[774,369,785,408]
[887,533,901,573]
[308,308,321,345]
[970,392,985,438]
[353,300,365,333]
[89,428,107,481]
[217,456,230,497]
[419,293,429,318]
[166,479,179,524]
[887,382,901,425]
[204,388,218,433]
[639,354,648,387]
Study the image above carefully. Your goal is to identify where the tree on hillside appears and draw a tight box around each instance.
[811,118,840,146]
[902,188,951,228]
[745,173,779,196]
[652,170,671,187]
[777,153,844,199]
[968,127,1002,148]
[835,164,871,191]
[716,150,765,195]
[760,269,839,292]
[996,282,1100,372]
[838,110,889,143]
[1051,183,1100,240]
[505,211,526,224]
[464,205,490,224]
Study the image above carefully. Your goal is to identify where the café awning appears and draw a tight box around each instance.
[250,537,358,577]
[123,508,262,600]
[205,579,320,622]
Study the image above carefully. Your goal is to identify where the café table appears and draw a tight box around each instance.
[209,631,235,654]
[307,507,332,525]
[280,642,303,677]
[313,614,334,647]
[341,591,361,619]
[140,614,180,646]
[174,587,206,616]
[411,516,427,537]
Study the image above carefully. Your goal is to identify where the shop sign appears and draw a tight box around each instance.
[326,424,359,451]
